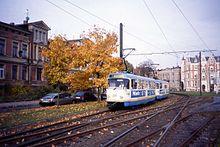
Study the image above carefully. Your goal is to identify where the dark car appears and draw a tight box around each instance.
[39,93,74,106]
[101,91,107,100]
[73,91,97,102]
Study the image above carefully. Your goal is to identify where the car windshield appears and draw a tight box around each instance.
[108,78,130,89]
[75,91,85,96]
[42,93,57,99]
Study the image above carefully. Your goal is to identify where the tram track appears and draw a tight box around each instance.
[1,95,215,147]
[28,96,192,147]
[0,95,183,147]
[103,96,218,147]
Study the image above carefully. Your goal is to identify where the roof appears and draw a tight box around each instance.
[187,56,220,63]
[17,20,51,31]
[0,21,31,34]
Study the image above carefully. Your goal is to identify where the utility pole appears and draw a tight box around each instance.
[199,51,202,96]
[120,23,123,58]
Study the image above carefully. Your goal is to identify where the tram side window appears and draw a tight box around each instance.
[150,81,155,89]
[138,80,142,89]
[160,83,162,89]
[156,83,160,89]
[146,81,149,89]
[143,80,147,89]
[131,79,137,89]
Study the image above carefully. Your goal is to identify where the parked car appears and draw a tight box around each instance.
[39,93,73,106]
[101,91,107,100]
[73,91,97,103]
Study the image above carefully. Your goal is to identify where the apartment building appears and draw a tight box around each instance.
[181,55,220,92]
[0,20,50,96]
[155,66,181,91]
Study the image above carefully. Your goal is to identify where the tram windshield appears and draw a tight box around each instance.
[108,78,130,89]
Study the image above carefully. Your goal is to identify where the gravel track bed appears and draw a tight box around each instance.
[3,95,209,147]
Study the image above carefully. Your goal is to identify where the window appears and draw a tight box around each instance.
[35,30,38,41]
[131,79,137,89]
[12,65,17,80]
[39,31,42,42]
[0,38,5,55]
[37,68,42,80]
[12,41,18,57]
[194,65,197,70]
[22,66,27,80]
[43,32,46,43]
[108,78,130,89]
[33,45,37,60]
[0,64,4,79]
[38,47,42,61]
[22,44,28,58]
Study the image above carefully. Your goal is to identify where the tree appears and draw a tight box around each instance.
[124,60,134,73]
[42,36,74,85]
[134,59,156,77]
[67,27,123,100]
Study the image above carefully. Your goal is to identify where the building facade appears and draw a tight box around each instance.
[155,66,181,91]
[181,55,220,93]
[0,20,50,96]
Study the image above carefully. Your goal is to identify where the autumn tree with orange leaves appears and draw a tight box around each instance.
[42,36,74,87]
[68,27,124,98]
[42,27,124,100]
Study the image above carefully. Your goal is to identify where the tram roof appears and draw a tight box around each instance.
[108,72,155,81]
[155,80,169,84]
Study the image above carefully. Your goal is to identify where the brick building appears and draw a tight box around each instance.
[0,20,50,96]
[181,55,220,93]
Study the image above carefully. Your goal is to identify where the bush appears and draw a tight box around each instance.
[0,85,60,102]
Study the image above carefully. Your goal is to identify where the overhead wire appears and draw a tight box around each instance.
[171,0,213,55]
[142,0,179,63]
[59,0,164,52]
[45,0,92,27]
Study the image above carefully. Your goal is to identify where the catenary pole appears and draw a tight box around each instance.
[120,23,123,58]
[199,51,202,96]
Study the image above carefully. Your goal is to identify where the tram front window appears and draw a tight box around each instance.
[108,79,130,89]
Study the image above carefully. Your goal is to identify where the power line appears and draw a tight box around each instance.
[62,0,164,52]
[63,0,117,28]
[130,49,216,55]
[171,0,213,54]
[45,0,92,27]
[142,0,177,54]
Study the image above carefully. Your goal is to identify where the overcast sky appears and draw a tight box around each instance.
[1,0,220,69]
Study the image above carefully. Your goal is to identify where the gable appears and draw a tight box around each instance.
[31,21,50,31]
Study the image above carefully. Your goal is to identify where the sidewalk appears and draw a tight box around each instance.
[0,100,39,110]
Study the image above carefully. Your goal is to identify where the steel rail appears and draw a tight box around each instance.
[124,114,193,146]
[3,96,194,146]
[102,97,189,147]
[30,100,188,147]
[0,108,109,143]
[180,116,215,147]
[153,97,191,147]
[2,96,187,145]
[102,96,195,147]
[0,99,175,145]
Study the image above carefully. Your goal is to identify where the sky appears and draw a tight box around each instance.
[0,0,220,69]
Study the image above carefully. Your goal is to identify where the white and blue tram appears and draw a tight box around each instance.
[106,72,169,109]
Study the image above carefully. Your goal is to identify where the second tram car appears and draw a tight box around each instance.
[155,80,169,100]
[106,72,169,109]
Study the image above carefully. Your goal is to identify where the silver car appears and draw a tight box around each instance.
[39,93,74,106]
